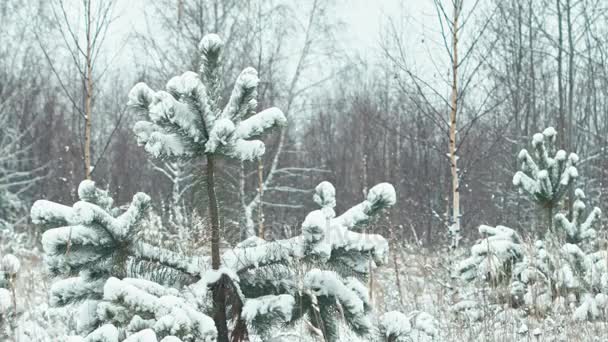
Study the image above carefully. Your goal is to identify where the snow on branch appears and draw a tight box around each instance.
[378,311,438,341]
[31,180,208,315]
[555,188,601,244]
[223,181,394,275]
[304,269,373,336]
[96,277,216,341]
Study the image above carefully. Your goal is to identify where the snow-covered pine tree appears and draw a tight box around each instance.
[456,127,608,321]
[128,34,286,341]
[512,127,579,235]
[202,181,436,341]
[32,179,437,341]
[30,180,212,340]
[127,33,286,267]
[224,181,399,341]
[510,179,604,319]
[456,225,523,285]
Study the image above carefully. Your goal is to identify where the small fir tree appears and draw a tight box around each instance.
[512,127,579,235]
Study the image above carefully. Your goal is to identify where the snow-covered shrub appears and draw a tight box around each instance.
[457,127,607,322]
[456,225,523,285]
[0,253,19,289]
[512,127,578,209]
[30,180,210,339]
[509,188,603,318]
[220,181,404,341]
[378,311,438,341]
[512,127,578,235]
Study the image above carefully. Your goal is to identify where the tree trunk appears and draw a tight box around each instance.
[449,1,461,249]
[257,159,265,238]
[212,277,229,342]
[566,0,575,217]
[206,154,229,342]
[84,0,93,180]
[557,0,565,148]
[207,155,221,269]
[545,204,554,237]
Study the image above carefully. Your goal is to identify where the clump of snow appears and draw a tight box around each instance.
[85,324,119,342]
[199,33,223,55]
[205,118,236,153]
[532,133,544,146]
[313,181,336,209]
[229,139,266,161]
[0,288,12,313]
[30,200,74,226]
[242,294,295,323]
[124,329,158,342]
[233,107,286,139]
[542,126,557,138]
[379,310,437,340]
[1,254,20,275]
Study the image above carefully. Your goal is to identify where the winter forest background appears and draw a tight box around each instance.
[3,0,608,341]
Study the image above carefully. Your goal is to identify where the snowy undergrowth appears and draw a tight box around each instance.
[376,244,608,342]
[0,249,74,341]
[4,238,608,341]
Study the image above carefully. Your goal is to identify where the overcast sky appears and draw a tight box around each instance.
[107,0,441,64]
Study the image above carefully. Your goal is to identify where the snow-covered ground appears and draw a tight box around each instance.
[4,238,607,341]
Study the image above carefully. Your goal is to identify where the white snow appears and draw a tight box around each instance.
[0,288,12,313]
[241,294,295,322]
[532,133,544,146]
[128,82,155,109]
[205,118,236,153]
[233,107,286,139]
[84,324,119,342]
[228,139,266,161]
[366,183,397,207]
[1,254,20,275]
[124,329,158,342]
[166,71,201,95]
[542,126,557,137]
[313,181,337,209]
[221,67,259,120]
[199,33,223,54]
[30,200,75,225]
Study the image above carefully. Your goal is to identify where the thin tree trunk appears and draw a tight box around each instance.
[449,1,461,248]
[206,154,229,342]
[84,0,93,180]
[212,279,229,342]
[257,159,264,238]
[545,204,554,237]
[557,0,565,148]
[566,0,575,217]
[207,155,221,269]
[239,162,254,240]
[527,0,536,136]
